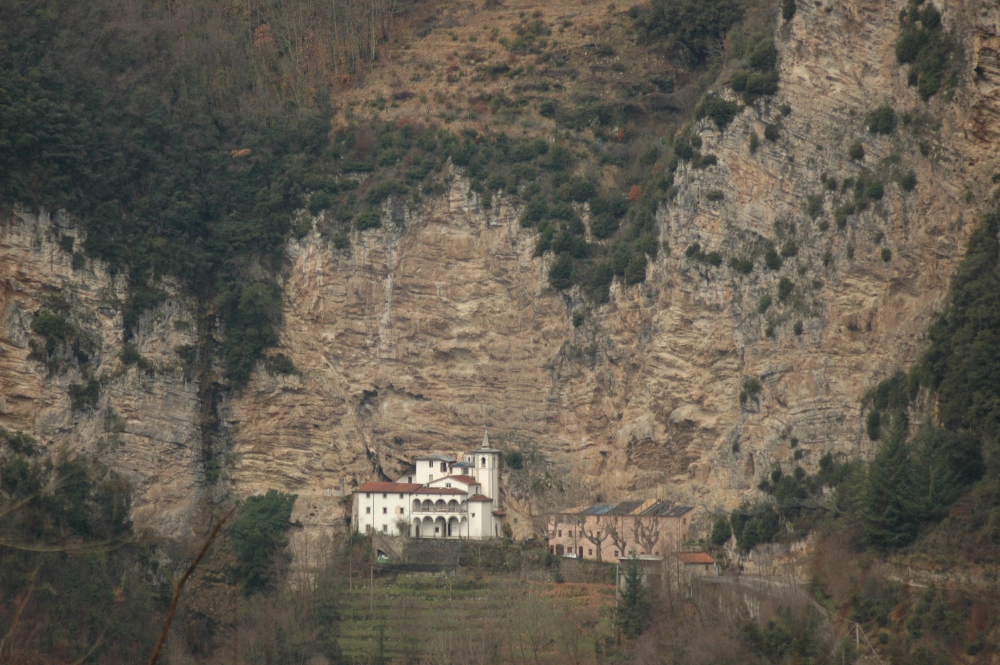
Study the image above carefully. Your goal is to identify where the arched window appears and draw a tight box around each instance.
[481,457,486,467]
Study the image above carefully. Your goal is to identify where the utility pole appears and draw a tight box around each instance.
[370,566,374,614]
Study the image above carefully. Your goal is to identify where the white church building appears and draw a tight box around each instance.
[352,434,505,540]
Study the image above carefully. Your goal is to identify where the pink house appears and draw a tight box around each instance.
[547,500,693,562]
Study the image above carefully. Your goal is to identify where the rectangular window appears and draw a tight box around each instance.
[568,530,573,538]
[441,462,447,472]
[446,483,452,488]
[399,493,404,498]
[383,525,387,532]
[472,513,476,518]
[382,507,387,514]
[558,530,562,537]
[588,549,593,556]
[366,493,370,498]
[366,507,371,514]
[365,525,372,533]
[614,551,619,557]
[382,493,387,499]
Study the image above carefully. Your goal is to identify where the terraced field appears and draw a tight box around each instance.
[339,572,615,664]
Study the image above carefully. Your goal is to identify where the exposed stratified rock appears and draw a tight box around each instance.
[3,0,1000,546]
[0,212,205,538]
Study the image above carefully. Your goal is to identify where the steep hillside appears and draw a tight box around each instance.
[2,0,1000,551]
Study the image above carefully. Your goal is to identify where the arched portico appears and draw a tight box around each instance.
[421,516,434,538]
[447,516,460,537]
[412,518,421,537]
[434,516,447,538]
[412,499,421,512]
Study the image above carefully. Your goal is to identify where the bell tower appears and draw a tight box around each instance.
[469,431,500,500]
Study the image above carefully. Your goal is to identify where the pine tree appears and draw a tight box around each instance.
[861,413,918,550]
[617,556,651,639]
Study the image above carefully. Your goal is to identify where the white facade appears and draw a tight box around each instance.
[352,433,505,540]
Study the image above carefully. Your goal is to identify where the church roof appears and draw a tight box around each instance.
[442,475,478,484]
[414,453,456,462]
[554,500,693,518]
[357,482,422,493]
[477,431,501,453]
[414,487,466,495]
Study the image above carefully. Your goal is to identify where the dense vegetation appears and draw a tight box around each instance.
[895,0,958,100]
[0,428,163,664]
[231,488,298,594]
[0,0,419,388]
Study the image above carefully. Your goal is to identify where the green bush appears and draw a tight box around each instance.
[633,0,746,65]
[764,123,780,141]
[764,247,783,270]
[308,191,333,214]
[895,2,956,100]
[730,256,754,274]
[68,374,100,412]
[899,170,918,192]
[867,105,897,134]
[550,254,575,290]
[835,203,855,229]
[624,254,648,285]
[806,194,823,219]
[504,450,525,469]
[848,141,865,160]
[740,376,763,405]
[730,503,781,550]
[782,0,796,20]
[758,294,772,313]
[265,353,299,376]
[711,517,732,545]
[867,180,885,200]
[231,489,298,594]
[778,277,794,301]
[701,95,740,130]
[356,210,382,230]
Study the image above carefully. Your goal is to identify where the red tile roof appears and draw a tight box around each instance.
[414,487,466,495]
[357,482,422,493]
[468,494,492,502]
[676,552,715,565]
[445,475,478,484]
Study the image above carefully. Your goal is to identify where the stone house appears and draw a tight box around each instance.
[547,500,693,561]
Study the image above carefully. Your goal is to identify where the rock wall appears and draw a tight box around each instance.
[0,211,207,538]
[3,0,1000,544]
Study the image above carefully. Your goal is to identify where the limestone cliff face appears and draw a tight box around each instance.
[0,212,206,538]
[3,0,1000,542]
